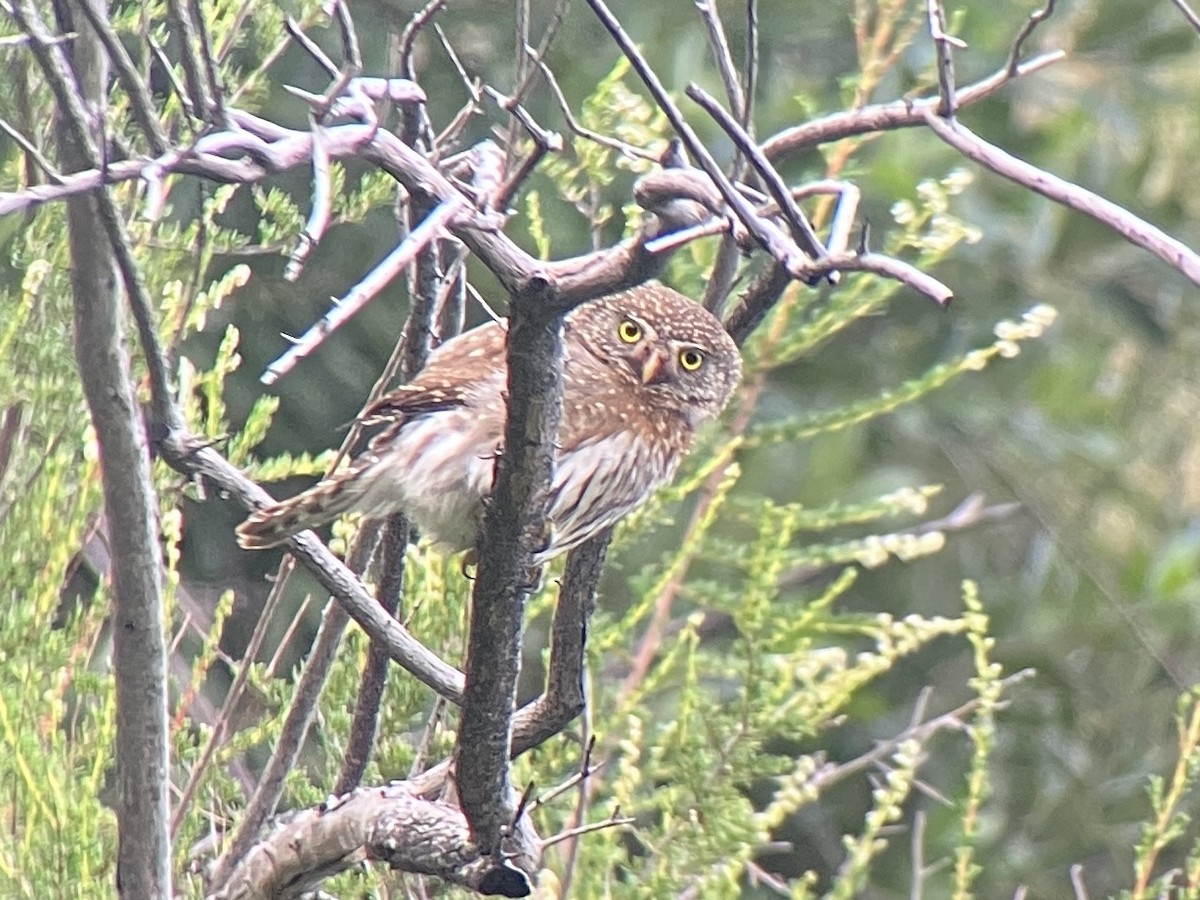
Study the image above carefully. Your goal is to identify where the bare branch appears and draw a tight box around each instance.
[541,809,635,850]
[743,0,758,126]
[0,114,61,182]
[584,0,828,268]
[925,0,965,117]
[164,0,212,120]
[283,119,332,282]
[1169,0,1200,34]
[285,15,339,77]
[208,542,370,889]
[530,49,659,163]
[313,0,362,123]
[11,0,178,433]
[921,110,1200,289]
[398,0,448,76]
[760,50,1066,162]
[686,83,824,262]
[262,194,468,384]
[35,0,171,890]
[211,784,539,900]
[1007,0,1058,74]
[187,0,225,124]
[693,0,746,125]
[159,433,466,702]
[802,670,1036,796]
[170,560,296,838]
[455,277,563,857]
[510,531,610,754]
[74,0,168,152]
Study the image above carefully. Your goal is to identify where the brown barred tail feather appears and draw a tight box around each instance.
[235,467,371,550]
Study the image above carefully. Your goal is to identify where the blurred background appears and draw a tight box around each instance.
[182,1,1200,895]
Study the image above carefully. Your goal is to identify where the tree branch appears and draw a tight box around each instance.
[211,784,539,900]
[455,276,561,865]
[921,110,1200,289]
[38,0,171,892]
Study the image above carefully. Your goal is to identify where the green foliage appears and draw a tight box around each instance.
[3,2,1200,898]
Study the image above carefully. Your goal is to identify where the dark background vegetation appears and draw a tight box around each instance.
[13,0,1196,895]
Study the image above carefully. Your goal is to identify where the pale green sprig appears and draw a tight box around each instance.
[1128,686,1200,900]
[729,484,942,532]
[704,528,946,573]
[828,738,923,900]
[953,580,1005,900]
[750,304,1059,447]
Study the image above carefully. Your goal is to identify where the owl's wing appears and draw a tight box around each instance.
[359,320,508,427]
[359,382,469,426]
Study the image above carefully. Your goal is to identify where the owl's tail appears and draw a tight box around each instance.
[235,464,373,550]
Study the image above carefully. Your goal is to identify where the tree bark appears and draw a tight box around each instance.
[51,0,172,892]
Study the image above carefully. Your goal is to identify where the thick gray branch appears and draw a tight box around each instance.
[40,0,172,893]
[455,277,562,862]
[211,784,539,900]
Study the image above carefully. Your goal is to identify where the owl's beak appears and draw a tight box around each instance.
[639,347,670,385]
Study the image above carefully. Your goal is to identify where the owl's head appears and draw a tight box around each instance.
[569,282,742,427]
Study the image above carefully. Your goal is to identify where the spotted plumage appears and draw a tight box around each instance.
[236,282,741,558]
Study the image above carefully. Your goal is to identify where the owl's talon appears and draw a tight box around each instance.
[460,549,477,580]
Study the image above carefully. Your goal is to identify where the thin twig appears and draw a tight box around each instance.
[285,15,339,77]
[146,34,194,117]
[510,0,571,106]
[333,513,409,795]
[1007,1,1058,75]
[284,119,332,282]
[398,0,448,76]
[761,50,1065,162]
[431,23,483,152]
[74,0,168,152]
[214,0,256,64]
[0,115,61,182]
[743,0,758,127]
[407,697,447,778]
[169,559,295,837]
[693,0,746,124]
[208,532,381,890]
[164,0,212,120]
[261,194,467,384]
[925,0,965,118]
[802,670,1036,795]
[313,0,362,123]
[187,0,225,125]
[530,50,659,162]
[584,0,828,269]
[541,810,635,850]
[12,0,179,431]
[686,83,825,263]
[1169,0,1200,33]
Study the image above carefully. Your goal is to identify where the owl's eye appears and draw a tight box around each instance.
[617,319,642,343]
[679,348,705,371]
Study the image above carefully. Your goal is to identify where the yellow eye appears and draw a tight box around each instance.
[679,348,704,371]
[617,319,642,343]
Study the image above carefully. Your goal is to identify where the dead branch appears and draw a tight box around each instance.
[921,110,1200,289]
[210,784,539,900]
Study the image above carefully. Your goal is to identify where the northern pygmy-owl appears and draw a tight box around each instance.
[236,282,741,559]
